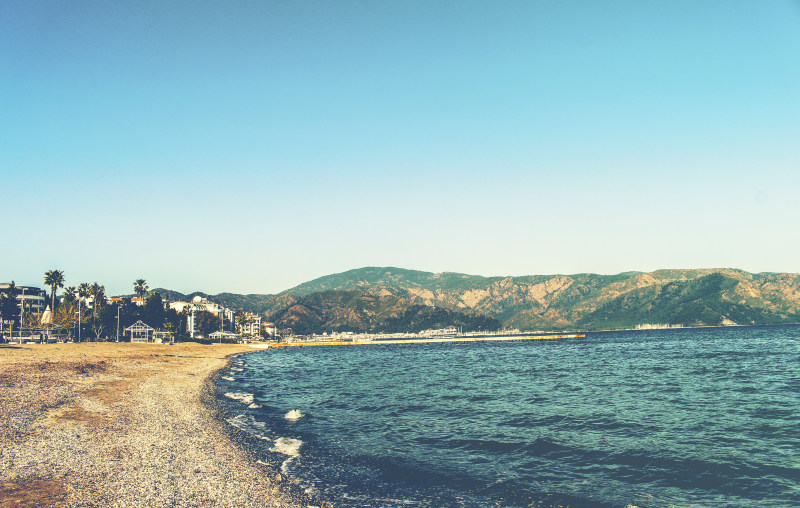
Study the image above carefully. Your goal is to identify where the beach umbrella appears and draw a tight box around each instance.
[41,305,53,326]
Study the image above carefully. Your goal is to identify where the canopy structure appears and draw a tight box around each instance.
[124,320,155,342]
[152,330,173,344]
[209,331,238,341]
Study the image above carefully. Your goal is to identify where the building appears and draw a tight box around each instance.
[106,296,146,307]
[0,283,48,314]
[262,321,277,338]
[169,296,235,338]
[418,326,459,338]
[238,313,262,337]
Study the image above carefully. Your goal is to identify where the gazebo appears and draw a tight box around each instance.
[124,320,155,343]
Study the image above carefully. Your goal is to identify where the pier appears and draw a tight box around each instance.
[270,333,585,348]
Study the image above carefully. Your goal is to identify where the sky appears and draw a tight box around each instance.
[2,1,799,296]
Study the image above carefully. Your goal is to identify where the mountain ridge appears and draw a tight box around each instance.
[140,267,800,334]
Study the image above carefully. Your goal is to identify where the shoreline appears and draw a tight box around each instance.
[203,351,320,507]
[0,342,304,507]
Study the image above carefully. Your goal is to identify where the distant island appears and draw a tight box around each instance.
[155,267,800,335]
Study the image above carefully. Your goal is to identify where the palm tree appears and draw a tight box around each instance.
[77,283,90,341]
[63,286,77,304]
[44,269,65,312]
[236,314,247,334]
[133,279,148,305]
[89,282,105,318]
[77,283,90,304]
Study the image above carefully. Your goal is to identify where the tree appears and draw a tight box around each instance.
[43,269,65,312]
[20,305,41,330]
[236,314,248,334]
[118,297,140,329]
[53,301,88,336]
[89,282,105,318]
[53,301,77,330]
[94,303,117,341]
[194,310,219,337]
[143,292,166,329]
[77,283,90,341]
[62,286,77,304]
[133,279,149,304]
[77,283,90,304]
[0,282,19,336]
[164,309,184,341]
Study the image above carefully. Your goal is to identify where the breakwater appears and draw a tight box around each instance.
[270,333,584,348]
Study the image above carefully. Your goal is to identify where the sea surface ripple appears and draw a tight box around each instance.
[216,325,800,507]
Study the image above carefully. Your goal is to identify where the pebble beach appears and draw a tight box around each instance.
[0,342,303,507]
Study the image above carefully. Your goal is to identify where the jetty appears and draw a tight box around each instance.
[271,333,584,348]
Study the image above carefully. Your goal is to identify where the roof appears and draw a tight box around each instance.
[124,320,155,332]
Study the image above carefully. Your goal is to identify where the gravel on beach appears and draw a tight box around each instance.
[0,342,304,507]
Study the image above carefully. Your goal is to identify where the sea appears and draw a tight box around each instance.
[214,325,800,507]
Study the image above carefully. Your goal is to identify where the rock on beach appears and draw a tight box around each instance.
[0,342,302,507]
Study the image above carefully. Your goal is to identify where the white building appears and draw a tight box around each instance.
[262,321,277,338]
[0,284,47,314]
[238,312,262,336]
[169,296,235,338]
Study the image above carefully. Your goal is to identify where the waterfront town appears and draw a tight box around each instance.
[0,272,277,344]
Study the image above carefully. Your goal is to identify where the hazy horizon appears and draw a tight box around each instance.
[3,1,799,296]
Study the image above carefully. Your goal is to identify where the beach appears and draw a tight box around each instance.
[0,342,302,507]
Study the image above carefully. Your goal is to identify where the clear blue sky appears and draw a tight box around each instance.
[2,1,799,296]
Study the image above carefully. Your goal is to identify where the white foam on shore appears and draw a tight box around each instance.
[285,409,305,421]
[227,414,271,441]
[224,392,254,405]
[271,437,302,457]
[231,367,244,372]
[226,414,248,429]
[248,403,262,409]
[220,376,235,381]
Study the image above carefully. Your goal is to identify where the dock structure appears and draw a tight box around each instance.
[270,333,585,348]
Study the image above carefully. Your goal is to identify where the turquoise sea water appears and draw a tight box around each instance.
[216,325,800,507]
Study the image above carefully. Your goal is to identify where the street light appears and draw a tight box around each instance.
[19,287,26,341]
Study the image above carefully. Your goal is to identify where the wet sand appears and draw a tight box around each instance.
[0,342,303,507]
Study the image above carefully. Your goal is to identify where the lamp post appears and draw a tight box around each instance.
[116,305,120,342]
[19,287,26,341]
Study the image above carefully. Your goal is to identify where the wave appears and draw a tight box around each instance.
[271,437,303,457]
[226,414,270,441]
[285,409,305,421]
[224,392,254,405]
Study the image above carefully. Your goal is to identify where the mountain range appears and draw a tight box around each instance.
[151,267,800,334]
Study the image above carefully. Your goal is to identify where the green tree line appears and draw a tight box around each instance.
[1,270,190,341]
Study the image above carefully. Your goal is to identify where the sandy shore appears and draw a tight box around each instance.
[0,342,304,507]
